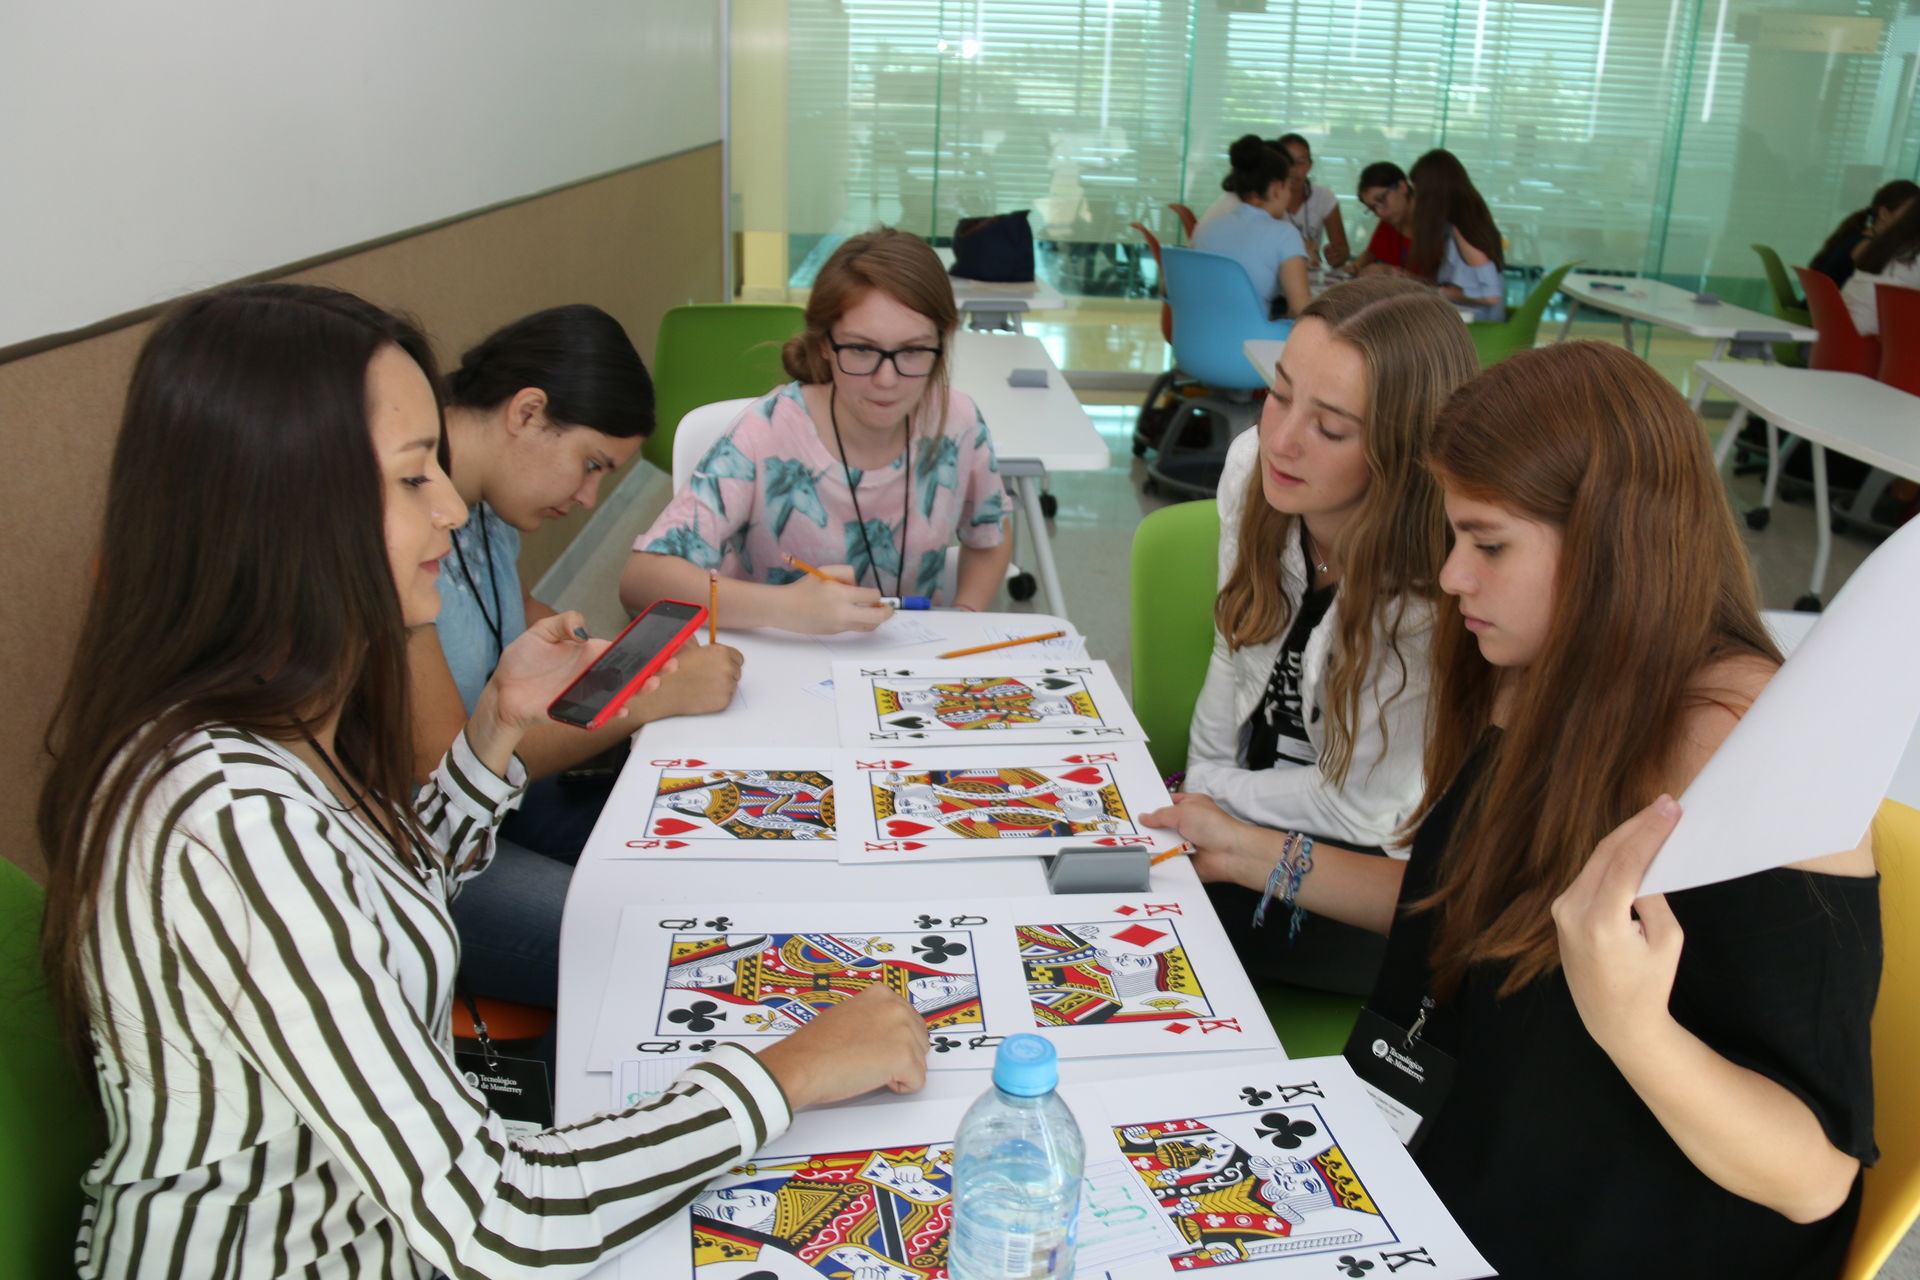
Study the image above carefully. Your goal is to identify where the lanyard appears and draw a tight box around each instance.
[828,384,912,600]
[449,505,505,654]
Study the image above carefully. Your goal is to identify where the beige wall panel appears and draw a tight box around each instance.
[1,145,721,880]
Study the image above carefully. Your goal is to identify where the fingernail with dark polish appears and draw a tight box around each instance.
[573,626,589,639]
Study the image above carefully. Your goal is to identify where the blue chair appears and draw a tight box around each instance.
[1150,247,1293,499]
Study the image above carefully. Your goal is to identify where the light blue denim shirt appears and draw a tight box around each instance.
[1440,226,1507,322]
[435,502,528,711]
[1192,202,1308,315]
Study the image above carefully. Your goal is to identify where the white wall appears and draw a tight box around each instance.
[0,0,721,349]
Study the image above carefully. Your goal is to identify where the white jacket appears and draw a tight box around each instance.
[1183,429,1434,852]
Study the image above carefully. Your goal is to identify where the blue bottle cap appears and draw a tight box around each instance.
[992,1034,1058,1097]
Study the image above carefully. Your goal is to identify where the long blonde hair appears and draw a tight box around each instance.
[1215,276,1478,784]
[1414,341,1778,999]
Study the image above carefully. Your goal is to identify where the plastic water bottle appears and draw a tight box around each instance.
[949,1034,1084,1280]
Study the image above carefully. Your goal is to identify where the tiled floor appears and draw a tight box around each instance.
[544,309,1916,1279]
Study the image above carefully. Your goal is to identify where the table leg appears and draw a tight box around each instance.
[1555,307,1577,344]
[1010,472,1068,618]
[1808,443,1832,605]
[1688,340,1729,412]
[1713,405,1749,472]
[1620,315,1635,351]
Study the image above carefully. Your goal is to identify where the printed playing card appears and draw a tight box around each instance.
[833,658,1145,746]
[837,742,1172,863]
[595,753,842,860]
[1093,1060,1492,1278]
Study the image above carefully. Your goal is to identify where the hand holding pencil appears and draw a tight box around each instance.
[781,554,895,635]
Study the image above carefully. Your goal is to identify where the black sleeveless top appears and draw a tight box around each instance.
[1363,747,1882,1280]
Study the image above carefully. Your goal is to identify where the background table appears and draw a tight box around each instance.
[950,331,1111,618]
[935,247,1067,333]
[1695,360,1920,607]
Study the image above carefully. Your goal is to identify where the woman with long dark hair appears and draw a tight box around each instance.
[1842,194,1920,336]
[1810,178,1918,288]
[1150,341,1878,1278]
[39,283,928,1279]
[1407,149,1506,321]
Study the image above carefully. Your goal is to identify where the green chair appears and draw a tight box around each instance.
[0,860,102,1278]
[1466,262,1578,369]
[645,304,805,472]
[1751,244,1810,368]
[1129,499,1221,779]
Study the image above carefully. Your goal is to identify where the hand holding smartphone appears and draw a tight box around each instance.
[548,599,708,730]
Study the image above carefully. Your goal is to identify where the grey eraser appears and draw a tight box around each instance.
[1008,367,1049,388]
[1693,292,1721,305]
[1046,845,1152,894]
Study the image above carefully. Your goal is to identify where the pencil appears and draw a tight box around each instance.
[936,630,1067,659]
[783,553,839,585]
[707,569,718,643]
[1149,845,1193,867]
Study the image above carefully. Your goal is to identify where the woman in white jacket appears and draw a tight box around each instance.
[1178,276,1478,993]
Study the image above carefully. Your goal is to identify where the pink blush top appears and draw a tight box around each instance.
[636,382,1008,601]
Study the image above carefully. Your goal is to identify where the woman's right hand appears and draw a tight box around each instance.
[785,564,894,634]
[754,986,929,1108]
[1142,792,1276,892]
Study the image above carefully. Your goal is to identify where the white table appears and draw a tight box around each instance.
[1694,361,1920,607]
[1245,337,1286,387]
[950,331,1111,619]
[1556,274,1815,408]
[936,247,1067,334]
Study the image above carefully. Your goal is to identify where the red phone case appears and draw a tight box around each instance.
[548,599,708,731]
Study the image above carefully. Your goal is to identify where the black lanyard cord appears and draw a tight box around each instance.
[828,384,911,601]
[448,505,505,654]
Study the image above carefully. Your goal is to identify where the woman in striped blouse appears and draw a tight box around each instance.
[36,283,929,1279]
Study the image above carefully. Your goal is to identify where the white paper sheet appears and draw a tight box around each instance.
[979,625,1090,659]
[584,891,1274,1071]
[836,743,1174,863]
[812,613,950,659]
[833,658,1146,746]
[593,752,843,860]
[1641,516,1920,895]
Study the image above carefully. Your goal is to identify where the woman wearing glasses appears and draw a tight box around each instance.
[623,228,1013,634]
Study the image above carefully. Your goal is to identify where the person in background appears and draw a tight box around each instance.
[415,305,743,1008]
[1192,135,1314,322]
[37,282,931,1280]
[1347,162,1414,276]
[622,227,1012,632]
[1811,179,1918,290]
[1148,340,1877,1280]
[1182,277,1478,995]
[1273,132,1351,270]
[1408,149,1506,321]
[1842,195,1920,337]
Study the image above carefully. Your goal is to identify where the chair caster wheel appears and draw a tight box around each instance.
[1040,492,1058,519]
[1744,507,1772,530]
[1793,594,1823,612]
[1143,478,1160,497]
[1008,572,1038,602]
[1132,440,1148,457]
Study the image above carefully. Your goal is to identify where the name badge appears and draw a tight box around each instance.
[1342,1006,1456,1154]
[453,1050,554,1141]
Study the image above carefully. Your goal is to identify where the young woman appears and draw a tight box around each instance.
[1407,149,1506,321]
[1811,178,1918,289]
[1843,193,1920,336]
[1183,277,1478,994]
[621,227,1012,631]
[1348,161,1413,276]
[1191,135,1315,322]
[1149,340,1879,1279]
[418,306,742,1006]
[1273,132,1351,270]
[38,283,929,1279]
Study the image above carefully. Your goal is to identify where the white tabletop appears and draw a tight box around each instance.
[1561,274,1815,342]
[1691,362,1920,480]
[1245,337,1286,387]
[951,330,1111,473]
[935,247,1067,312]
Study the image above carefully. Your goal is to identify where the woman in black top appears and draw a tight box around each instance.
[1149,340,1880,1279]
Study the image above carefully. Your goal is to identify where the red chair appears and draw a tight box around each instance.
[1168,203,1197,242]
[1795,265,1882,375]
[1876,283,1920,398]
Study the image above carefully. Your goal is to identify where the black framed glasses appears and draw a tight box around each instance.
[1361,183,1401,216]
[829,339,941,378]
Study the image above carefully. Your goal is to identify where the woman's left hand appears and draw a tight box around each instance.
[1551,794,1686,1055]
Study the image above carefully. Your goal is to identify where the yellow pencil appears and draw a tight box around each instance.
[783,553,840,585]
[937,630,1067,659]
[1149,845,1193,867]
[707,569,718,643]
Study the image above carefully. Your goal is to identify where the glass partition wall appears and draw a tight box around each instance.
[732,0,1920,308]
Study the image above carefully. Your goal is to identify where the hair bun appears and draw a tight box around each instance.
[1228,134,1268,171]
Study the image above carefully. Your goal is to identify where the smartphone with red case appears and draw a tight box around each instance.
[547,599,708,730]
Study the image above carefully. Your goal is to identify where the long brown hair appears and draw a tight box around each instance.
[1407,149,1504,281]
[38,283,440,1056]
[782,227,959,437]
[1415,341,1778,998]
[1215,277,1477,784]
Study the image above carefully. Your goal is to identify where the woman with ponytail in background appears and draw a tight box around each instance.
[1192,134,1315,321]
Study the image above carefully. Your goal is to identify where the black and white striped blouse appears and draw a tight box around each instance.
[81,726,790,1278]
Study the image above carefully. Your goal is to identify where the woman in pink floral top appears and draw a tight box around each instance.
[621,228,1012,634]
